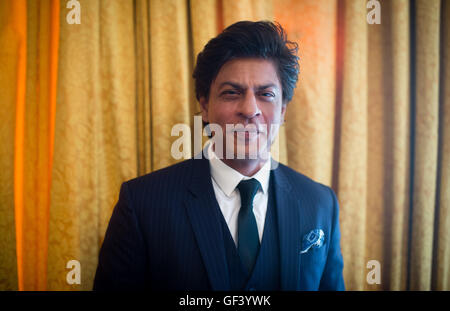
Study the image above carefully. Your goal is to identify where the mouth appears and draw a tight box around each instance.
[235,131,257,140]
[232,129,259,135]
[229,127,267,142]
[227,125,266,135]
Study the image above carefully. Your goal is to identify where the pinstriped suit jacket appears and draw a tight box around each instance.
[93,157,345,291]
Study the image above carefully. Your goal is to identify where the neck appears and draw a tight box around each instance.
[221,158,267,177]
[209,141,270,176]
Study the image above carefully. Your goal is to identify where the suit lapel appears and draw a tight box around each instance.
[272,161,303,290]
[183,157,303,290]
[184,157,230,290]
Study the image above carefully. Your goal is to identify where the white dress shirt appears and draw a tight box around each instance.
[207,142,271,246]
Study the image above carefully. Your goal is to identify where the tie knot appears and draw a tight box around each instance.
[237,178,261,208]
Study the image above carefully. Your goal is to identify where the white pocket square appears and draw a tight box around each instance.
[300,229,325,254]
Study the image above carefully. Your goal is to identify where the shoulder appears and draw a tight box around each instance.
[128,158,194,184]
[275,163,341,236]
[121,158,196,200]
[275,162,336,203]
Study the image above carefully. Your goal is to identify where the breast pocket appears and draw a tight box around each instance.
[299,242,328,290]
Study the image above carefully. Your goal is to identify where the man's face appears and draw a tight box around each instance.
[200,58,286,160]
[200,58,286,158]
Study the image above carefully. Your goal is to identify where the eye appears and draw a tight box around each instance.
[260,91,275,98]
[220,89,241,100]
[221,90,240,95]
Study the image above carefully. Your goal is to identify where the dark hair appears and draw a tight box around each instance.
[193,21,299,105]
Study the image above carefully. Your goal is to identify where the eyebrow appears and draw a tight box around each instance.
[218,81,279,91]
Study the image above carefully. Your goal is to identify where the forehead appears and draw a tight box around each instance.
[212,58,281,88]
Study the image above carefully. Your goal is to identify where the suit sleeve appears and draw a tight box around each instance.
[93,182,148,290]
[319,187,345,291]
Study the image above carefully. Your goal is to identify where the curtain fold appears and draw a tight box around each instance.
[0,0,449,291]
[410,0,441,291]
[190,0,218,63]
[135,0,152,176]
[336,0,369,290]
[272,0,447,291]
[20,0,60,291]
[149,0,192,170]
[274,0,337,187]
[48,0,137,290]
[435,0,450,291]
[385,0,411,291]
[364,0,411,291]
[0,0,26,291]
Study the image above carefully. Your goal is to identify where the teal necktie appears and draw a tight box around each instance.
[237,178,261,274]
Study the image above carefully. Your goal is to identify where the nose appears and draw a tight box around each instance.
[238,91,261,119]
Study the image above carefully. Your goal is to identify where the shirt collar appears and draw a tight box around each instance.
[207,142,271,197]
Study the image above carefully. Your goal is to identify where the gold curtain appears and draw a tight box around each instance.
[0,0,449,291]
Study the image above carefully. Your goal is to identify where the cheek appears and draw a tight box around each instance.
[262,106,282,124]
[209,105,235,125]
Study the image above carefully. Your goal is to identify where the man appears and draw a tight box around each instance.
[93,21,345,291]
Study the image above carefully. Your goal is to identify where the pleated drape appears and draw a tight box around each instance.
[273,0,448,291]
[0,0,59,291]
[410,0,441,291]
[48,0,137,290]
[0,0,449,291]
[0,0,25,291]
[135,0,152,175]
[275,0,338,201]
[22,0,60,291]
[436,0,450,291]
[337,0,369,290]
[148,0,192,170]
[383,0,411,291]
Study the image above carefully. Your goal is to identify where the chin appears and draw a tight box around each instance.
[228,142,270,160]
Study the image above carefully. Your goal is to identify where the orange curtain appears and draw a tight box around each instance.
[0,0,26,291]
[0,0,59,291]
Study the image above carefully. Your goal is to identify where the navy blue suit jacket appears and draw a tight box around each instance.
[93,157,345,291]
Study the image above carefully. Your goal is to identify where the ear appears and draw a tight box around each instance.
[199,97,209,123]
[281,104,287,124]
